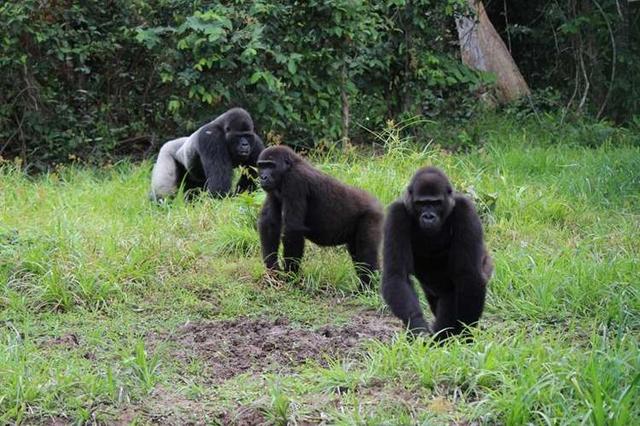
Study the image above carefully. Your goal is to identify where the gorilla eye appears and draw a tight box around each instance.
[417,199,442,207]
[258,161,276,169]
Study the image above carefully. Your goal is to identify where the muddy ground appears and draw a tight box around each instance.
[149,309,399,383]
[118,309,401,425]
[41,310,401,425]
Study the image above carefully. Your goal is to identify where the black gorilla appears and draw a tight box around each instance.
[257,146,383,290]
[150,108,264,201]
[382,167,492,340]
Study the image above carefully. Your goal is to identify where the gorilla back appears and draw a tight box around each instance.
[149,107,264,201]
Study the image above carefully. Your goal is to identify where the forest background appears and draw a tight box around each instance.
[1,0,638,168]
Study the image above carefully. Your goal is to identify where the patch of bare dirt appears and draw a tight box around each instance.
[215,405,268,426]
[42,333,79,349]
[43,417,71,426]
[40,332,98,361]
[149,310,399,382]
[112,386,212,425]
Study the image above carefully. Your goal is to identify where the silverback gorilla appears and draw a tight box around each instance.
[382,167,492,340]
[257,146,383,290]
[150,108,264,201]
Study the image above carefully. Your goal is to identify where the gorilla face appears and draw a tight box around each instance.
[257,148,292,192]
[224,108,256,163]
[229,133,254,162]
[405,167,455,234]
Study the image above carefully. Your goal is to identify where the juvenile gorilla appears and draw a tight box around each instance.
[150,108,264,201]
[382,167,492,340]
[257,146,383,290]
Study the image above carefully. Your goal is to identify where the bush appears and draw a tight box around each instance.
[0,0,487,166]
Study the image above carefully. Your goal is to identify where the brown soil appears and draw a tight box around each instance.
[149,310,399,383]
[214,405,268,426]
[42,333,80,348]
[112,310,400,424]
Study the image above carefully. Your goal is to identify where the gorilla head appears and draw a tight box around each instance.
[223,108,257,163]
[256,146,296,192]
[404,167,455,234]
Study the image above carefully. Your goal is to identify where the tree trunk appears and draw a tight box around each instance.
[455,0,530,103]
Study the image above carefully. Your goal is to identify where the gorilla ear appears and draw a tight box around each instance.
[283,152,293,167]
[448,194,456,210]
[402,189,413,213]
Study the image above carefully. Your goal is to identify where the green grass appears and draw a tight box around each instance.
[1,116,639,424]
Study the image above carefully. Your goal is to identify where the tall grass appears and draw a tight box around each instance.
[0,116,638,423]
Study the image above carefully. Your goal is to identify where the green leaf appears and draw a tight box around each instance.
[249,71,262,84]
[287,59,297,75]
[168,100,182,112]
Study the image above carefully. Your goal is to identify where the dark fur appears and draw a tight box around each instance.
[150,107,264,200]
[382,167,492,340]
[257,146,383,290]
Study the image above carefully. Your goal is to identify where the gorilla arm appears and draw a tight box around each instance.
[196,125,234,197]
[281,178,308,274]
[259,194,282,270]
[235,135,265,194]
[447,196,487,330]
[381,201,430,334]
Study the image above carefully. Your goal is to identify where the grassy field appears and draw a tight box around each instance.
[1,117,639,425]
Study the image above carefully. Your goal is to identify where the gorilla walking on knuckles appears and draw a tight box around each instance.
[382,167,492,340]
[150,108,264,201]
[257,146,383,290]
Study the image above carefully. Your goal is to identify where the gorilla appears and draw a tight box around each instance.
[257,146,383,290]
[382,167,492,340]
[150,108,264,201]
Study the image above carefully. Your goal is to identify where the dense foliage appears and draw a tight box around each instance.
[0,0,475,165]
[486,0,640,121]
[0,0,638,165]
